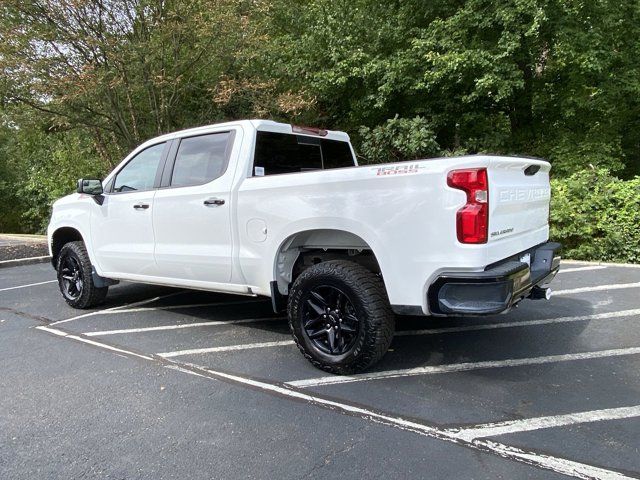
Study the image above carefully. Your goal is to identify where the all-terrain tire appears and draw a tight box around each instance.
[56,241,108,309]
[288,260,395,374]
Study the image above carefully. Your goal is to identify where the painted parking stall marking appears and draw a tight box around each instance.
[554,282,640,296]
[448,405,640,442]
[395,308,640,336]
[46,290,189,326]
[0,279,57,292]
[6,259,640,478]
[36,325,154,361]
[558,265,607,274]
[110,299,268,314]
[48,293,268,327]
[32,323,638,480]
[142,308,640,358]
[287,346,640,388]
[158,340,296,357]
[85,316,286,336]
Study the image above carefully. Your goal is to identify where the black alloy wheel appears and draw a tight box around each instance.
[288,260,395,374]
[301,285,361,356]
[56,241,109,309]
[59,254,84,301]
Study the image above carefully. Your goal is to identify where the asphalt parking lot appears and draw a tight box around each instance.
[1,260,639,479]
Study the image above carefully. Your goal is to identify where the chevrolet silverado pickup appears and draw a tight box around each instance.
[48,119,561,373]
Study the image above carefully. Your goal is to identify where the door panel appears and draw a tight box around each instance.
[91,191,157,275]
[90,141,167,275]
[152,131,235,283]
[153,184,232,282]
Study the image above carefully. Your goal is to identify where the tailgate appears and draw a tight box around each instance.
[488,157,551,245]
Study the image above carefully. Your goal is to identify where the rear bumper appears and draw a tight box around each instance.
[427,241,561,316]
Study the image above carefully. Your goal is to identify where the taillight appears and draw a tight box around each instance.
[447,168,489,244]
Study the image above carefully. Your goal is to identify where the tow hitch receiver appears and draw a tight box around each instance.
[529,285,552,300]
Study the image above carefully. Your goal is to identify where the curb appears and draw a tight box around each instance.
[0,256,51,269]
[0,234,47,243]
[564,259,640,269]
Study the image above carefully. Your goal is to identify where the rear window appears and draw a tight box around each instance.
[253,131,354,176]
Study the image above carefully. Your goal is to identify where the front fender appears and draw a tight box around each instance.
[48,195,100,273]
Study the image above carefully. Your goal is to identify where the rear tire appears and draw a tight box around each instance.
[288,260,395,374]
[56,241,108,309]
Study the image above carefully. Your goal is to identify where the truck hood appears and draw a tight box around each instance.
[53,192,82,208]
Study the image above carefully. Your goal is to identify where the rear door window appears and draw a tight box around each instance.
[170,132,232,187]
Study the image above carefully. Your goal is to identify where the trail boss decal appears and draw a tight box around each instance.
[373,164,423,176]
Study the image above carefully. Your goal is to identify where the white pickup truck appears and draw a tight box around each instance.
[48,119,560,373]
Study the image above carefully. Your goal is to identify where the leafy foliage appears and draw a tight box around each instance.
[0,0,639,262]
[271,0,640,174]
[358,116,440,164]
[551,169,640,263]
[0,124,26,232]
[0,121,106,233]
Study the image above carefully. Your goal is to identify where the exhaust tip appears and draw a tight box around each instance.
[530,286,552,300]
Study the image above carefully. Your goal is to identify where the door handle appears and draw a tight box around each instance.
[133,203,150,210]
[203,198,225,206]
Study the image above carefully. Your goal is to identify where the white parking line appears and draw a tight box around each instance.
[554,282,640,296]
[109,290,188,311]
[86,316,286,336]
[36,325,154,360]
[111,299,267,314]
[449,405,640,441]
[47,291,187,326]
[168,362,633,480]
[47,292,263,327]
[558,265,607,274]
[32,324,635,480]
[287,346,640,388]
[158,340,296,357]
[562,259,640,269]
[471,439,632,480]
[0,280,57,292]
[152,308,640,357]
[396,308,640,337]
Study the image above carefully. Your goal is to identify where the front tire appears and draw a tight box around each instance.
[57,241,108,309]
[288,260,395,374]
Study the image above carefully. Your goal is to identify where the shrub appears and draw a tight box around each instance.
[550,168,640,263]
[357,116,441,164]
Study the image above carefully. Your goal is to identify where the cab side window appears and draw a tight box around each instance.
[253,132,355,176]
[253,132,321,175]
[113,143,165,193]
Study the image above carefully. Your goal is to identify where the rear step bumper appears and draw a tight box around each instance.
[427,242,561,316]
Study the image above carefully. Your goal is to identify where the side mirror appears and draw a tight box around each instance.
[77,178,103,195]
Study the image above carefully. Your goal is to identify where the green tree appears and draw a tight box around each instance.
[268,0,640,173]
[1,0,639,260]
[0,0,265,155]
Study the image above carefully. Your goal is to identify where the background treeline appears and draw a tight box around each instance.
[1,0,639,261]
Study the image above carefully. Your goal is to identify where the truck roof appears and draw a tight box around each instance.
[137,119,350,149]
